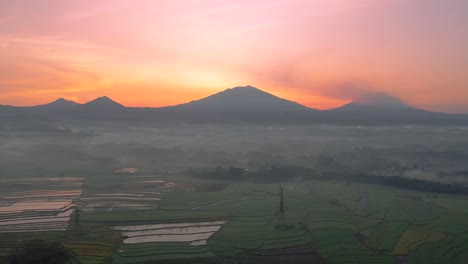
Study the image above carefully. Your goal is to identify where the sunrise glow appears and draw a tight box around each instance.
[1,0,467,112]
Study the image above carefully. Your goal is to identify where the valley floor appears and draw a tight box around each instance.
[1,175,468,263]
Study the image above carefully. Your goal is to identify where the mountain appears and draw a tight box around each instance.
[330,92,439,117]
[0,87,466,126]
[163,85,317,123]
[0,98,79,115]
[179,86,313,112]
[82,96,124,110]
[58,96,127,120]
[355,92,410,108]
[326,92,468,125]
[33,98,79,111]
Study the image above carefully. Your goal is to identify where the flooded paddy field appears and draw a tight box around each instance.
[0,177,82,233]
[2,175,468,263]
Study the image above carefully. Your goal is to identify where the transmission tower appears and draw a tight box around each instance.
[279,186,286,224]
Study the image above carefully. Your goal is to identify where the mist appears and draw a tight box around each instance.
[2,123,467,185]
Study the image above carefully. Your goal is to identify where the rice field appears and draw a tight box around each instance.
[0,177,82,234]
[1,175,468,263]
[0,177,84,261]
[113,220,226,244]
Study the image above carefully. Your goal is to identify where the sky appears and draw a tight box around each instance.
[0,0,467,113]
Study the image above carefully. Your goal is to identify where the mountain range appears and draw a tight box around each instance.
[0,86,467,126]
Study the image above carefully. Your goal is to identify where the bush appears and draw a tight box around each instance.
[7,240,73,264]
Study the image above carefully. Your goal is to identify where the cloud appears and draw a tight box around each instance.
[316,83,377,101]
[244,63,381,102]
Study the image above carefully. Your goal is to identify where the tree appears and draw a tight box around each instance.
[227,167,244,180]
[7,240,73,264]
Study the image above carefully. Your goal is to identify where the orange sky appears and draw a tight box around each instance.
[1,0,467,113]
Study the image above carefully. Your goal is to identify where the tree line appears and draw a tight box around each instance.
[190,165,468,195]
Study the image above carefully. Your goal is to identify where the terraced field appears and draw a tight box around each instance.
[0,177,83,261]
[1,175,468,263]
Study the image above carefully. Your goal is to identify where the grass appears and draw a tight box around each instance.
[392,225,445,255]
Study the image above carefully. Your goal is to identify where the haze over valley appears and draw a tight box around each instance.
[1,1,468,263]
[2,87,468,263]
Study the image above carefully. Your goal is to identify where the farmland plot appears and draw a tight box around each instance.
[0,177,83,233]
[2,176,468,264]
[0,177,84,262]
[113,220,227,244]
[79,177,195,212]
[112,221,226,263]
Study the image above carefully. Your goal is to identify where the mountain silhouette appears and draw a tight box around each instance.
[326,92,465,125]
[82,96,124,110]
[179,86,313,112]
[61,96,127,120]
[330,92,424,114]
[347,92,410,109]
[33,98,79,111]
[0,86,467,126]
[163,85,317,123]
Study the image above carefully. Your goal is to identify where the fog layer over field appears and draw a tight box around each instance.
[1,124,467,185]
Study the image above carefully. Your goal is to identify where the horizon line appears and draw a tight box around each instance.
[0,86,466,115]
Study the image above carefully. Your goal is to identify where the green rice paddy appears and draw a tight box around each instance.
[1,175,468,263]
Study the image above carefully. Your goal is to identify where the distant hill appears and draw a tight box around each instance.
[332,92,414,112]
[326,92,467,125]
[67,96,126,120]
[81,96,124,110]
[33,98,79,111]
[178,86,313,112]
[0,87,467,126]
[161,86,316,123]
